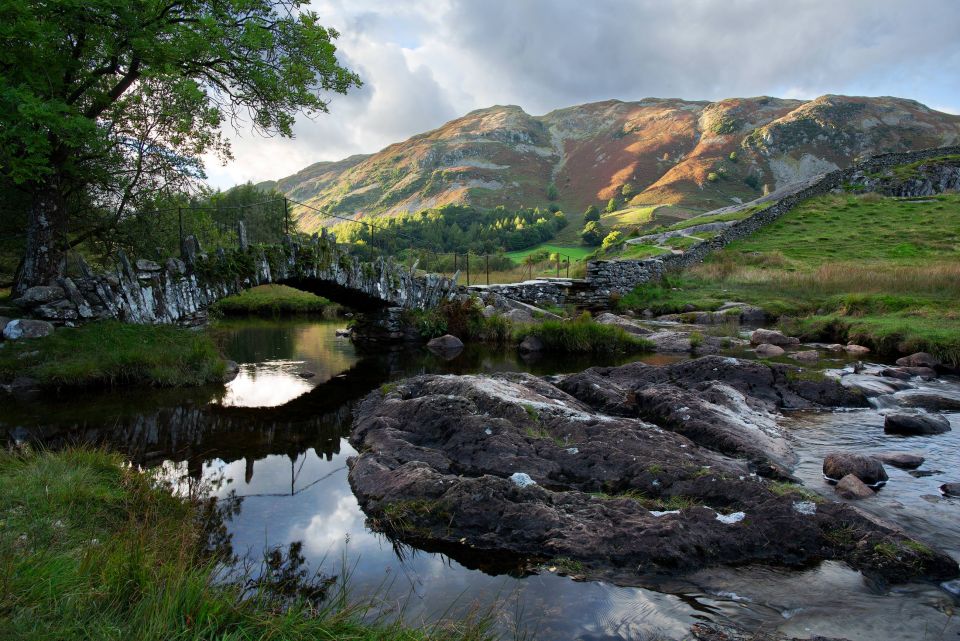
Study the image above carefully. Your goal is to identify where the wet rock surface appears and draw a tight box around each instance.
[834,474,875,500]
[822,453,888,486]
[347,361,957,586]
[874,452,925,469]
[558,356,865,478]
[884,411,952,435]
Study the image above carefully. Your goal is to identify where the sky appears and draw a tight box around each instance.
[204,0,960,189]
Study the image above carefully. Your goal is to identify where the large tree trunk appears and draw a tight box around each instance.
[13,179,67,296]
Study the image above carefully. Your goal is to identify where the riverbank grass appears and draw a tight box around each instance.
[0,448,497,641]
[617,192,960,363]
[0,320,226,387]
[211,284,336,317]
[516,314,653,353]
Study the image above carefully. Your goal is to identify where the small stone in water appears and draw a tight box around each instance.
[484,428,492,435]
[509,472,536,488]
[566,447,579,454]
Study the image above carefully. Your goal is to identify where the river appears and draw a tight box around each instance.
[3,318,958,640]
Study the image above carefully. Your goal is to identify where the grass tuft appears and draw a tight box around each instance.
[516,314,653,354]
[0,321,226,388]
[211,284,337,317]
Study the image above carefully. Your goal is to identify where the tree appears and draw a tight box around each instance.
[545,182,559,201]
[583,205,600,223]
[2,0,360,294]
[621,183,634,200]
[601,230,623,251]
[605,198,617,213]
[580,221,605,246]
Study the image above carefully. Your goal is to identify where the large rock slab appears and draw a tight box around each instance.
[348,372,956,585]
[558,356,865,477]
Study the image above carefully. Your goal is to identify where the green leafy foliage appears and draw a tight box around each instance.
[583,205,601,223]
[580,220,606,246]
[2,0,360,291]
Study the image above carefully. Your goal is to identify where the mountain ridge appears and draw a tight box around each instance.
[263,95,960,233]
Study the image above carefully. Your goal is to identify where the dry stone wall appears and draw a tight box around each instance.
[470,145,960,308]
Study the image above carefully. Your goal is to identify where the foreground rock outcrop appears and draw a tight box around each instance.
[556,356,865,478]
[347,358,956,586]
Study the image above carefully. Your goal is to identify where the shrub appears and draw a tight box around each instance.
[621,183,635,199]
[744,173,761,191]
[605,198,617,213]
[583,205,601,223]
[546,182,559,201]
[580,221,606,246]
[601,230,623,251]
[728,151,738,162]
[706,172,720,183]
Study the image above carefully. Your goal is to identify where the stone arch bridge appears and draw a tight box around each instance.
[13,229,459,339]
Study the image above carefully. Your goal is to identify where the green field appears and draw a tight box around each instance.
[618,192,960,363]
[600,205,662,227]
[505,243,594,263]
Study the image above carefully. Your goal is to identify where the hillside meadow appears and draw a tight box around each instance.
[618,192,960,363]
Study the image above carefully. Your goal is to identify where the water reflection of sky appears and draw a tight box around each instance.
[221,362,314,407]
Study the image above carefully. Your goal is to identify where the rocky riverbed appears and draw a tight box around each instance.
[347,356,959,588]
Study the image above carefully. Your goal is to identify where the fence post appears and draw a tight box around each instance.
[485,254,489,285]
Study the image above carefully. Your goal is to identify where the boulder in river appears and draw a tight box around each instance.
[845,344,871,356]
[823,453,888,486]
[426,334,464,354]
[893,389,960,411]
[835,474,875,500]
[749,329,799,346]
[884,411,951,435]
[874,452,925,469]
[348,370,956,585]
[790,350,820,362]
[942,483,960,498]
[518,335,544,353]
[754,343,785,358]
[880,366,937,380]
[896,352,940,369]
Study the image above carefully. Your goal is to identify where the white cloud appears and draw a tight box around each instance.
[205,0,960,189]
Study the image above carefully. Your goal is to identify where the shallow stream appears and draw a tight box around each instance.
[3,319,959,640]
